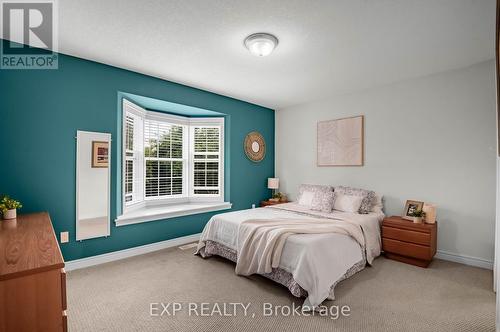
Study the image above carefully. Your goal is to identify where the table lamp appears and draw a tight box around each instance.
[267,178,279,198]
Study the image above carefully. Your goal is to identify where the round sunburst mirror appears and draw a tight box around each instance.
[244,131,266,162]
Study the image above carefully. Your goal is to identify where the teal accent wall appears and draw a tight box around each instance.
[0,49,275,261]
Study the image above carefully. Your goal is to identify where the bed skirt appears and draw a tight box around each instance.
[197,240,367,301]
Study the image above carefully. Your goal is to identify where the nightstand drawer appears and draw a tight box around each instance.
[382,238,432,261]
[382,226,430,246]
[260,200,289,207]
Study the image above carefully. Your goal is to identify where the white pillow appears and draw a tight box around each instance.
[298,191,315,206]
[333,194,364,213]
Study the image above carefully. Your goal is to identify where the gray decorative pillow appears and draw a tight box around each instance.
[311,191,336,213]
[297,184,333,202]
[334,186,375,214]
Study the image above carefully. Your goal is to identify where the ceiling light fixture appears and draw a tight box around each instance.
[244,33,279,57]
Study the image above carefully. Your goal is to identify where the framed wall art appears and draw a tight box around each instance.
[317,115,364,166]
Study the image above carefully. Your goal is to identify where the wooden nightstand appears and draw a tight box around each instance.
[382,216,437,268]
[260,200,289,207]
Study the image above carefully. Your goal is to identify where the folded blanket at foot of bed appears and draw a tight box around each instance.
[235,218,365,276]
[198,240,367,302]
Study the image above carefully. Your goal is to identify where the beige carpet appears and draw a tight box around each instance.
[67,245,495,332]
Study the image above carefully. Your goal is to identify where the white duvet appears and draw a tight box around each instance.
[197,203,384,307]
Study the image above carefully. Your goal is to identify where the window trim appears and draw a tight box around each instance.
[121,99,226,217]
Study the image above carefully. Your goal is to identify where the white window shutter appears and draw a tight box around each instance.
[144,119,185,199]
[191,126,221,197]
[133,114,144,202]
[123,100,145,207]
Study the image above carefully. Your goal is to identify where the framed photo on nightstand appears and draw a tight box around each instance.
[402,200,424,220]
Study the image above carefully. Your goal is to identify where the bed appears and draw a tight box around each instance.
[196,188,384,308]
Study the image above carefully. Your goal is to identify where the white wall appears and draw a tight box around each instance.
[276,60,497,263]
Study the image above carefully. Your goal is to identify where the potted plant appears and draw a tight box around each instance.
[409,209,426,224]
[270,192,287,202]
[0,196,22,220]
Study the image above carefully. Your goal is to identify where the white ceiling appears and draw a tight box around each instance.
[56,0,495,109]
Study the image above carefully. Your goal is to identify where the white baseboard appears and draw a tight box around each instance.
[436,249,493,270]
[65,234,494,272]
[65,233,201,271]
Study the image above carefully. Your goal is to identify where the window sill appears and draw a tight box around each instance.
[115,201,232,227]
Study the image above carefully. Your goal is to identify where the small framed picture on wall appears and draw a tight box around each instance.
[92,141,109,168]
[402,200,424,220]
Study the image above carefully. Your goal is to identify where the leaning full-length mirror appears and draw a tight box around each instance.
[76,130,111,240]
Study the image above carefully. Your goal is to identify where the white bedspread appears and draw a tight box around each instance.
[197,203,384,307]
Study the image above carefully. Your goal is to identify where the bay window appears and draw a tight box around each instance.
[119,99,227,224]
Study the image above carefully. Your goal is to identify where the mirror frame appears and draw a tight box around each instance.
[76,130,111,241]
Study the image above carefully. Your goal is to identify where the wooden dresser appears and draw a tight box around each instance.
[382,216,437,268]
[0,212,67,332]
